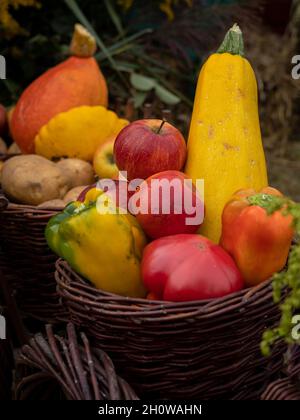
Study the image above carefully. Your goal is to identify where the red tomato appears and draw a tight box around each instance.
[142,234,244,302]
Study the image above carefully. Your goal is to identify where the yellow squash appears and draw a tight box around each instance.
[35,106,128,161]
[185,24,268,243]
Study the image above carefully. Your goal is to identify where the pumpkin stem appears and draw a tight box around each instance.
[217,23,244,57]
[70,23,97,58]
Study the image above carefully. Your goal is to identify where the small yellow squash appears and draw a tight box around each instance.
[35,106,128,161]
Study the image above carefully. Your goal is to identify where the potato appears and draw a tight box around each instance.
[56,158,94,189]
[37,199,65,209]
[7,142,21,154]
[0,137,7,154]
[63,185,88,204]
[1,155,70,205]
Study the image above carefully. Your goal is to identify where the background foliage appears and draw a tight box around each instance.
[0,0,299,199]
[0,0,263,107]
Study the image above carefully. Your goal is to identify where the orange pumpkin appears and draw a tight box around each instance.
[11,24,108,154]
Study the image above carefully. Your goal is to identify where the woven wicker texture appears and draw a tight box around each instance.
[14,323,139,400]
[261,346,300,400]
[55,259,287,400]
[0,194,66,322]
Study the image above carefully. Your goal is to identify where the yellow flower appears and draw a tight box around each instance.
[117,0,193,19]
[0,0,40,38]
[118,0,134,10]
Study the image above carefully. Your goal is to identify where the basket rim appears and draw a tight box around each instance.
[0,192,64,215]
[55,258,276,319]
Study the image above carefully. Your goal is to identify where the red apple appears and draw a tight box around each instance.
[0,104,7,137]
[77,183,97,202]
[114,119,187,181]
[130,170,204,239]
[77,179,135,211]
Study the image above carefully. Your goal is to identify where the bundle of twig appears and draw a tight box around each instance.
[14,323,139,400]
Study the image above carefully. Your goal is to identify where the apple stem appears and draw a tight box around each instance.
[157,119,166,134]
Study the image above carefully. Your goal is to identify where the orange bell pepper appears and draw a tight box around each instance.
[220,187,294,287]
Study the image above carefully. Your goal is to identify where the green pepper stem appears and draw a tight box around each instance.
[217,23,245,57]
[247,193,289,215]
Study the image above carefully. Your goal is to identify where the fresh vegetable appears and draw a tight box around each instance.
[258,196,300,355]
[134,170,203,239]
[142,234,244,302]
[11,24,108,154]
[35,106,128,161]
[7,142,21,154]
[1,155,70,205]
[93,135,119,179]
[63,186,88,204]
[0,138,7,154]
[37,199,65,209]
[185,24,268,243]
[46,195,147,297]
[114,119,187,181]
[56,158,94,189]
[220,187,294,287]
[77,180,134,211]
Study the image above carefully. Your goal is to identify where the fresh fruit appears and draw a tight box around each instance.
[56,158,94,188]
[78,179,134,211]
[0,104,7,136]
[142,234,244,302]
[11,24,108,154]
[46,199,147,297]
[114,119,187,181]
[35,106,128,161]
[220,187,294,286]
[1,155,70,205]
[93,135,119,179]
[132,170,204,239]
[77,183,97,202]
[185,24,268,243]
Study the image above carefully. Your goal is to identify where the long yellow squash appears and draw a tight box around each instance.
[185,24,268,243]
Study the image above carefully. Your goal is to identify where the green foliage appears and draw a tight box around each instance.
[0,0,262,109]
[257,195,300,356]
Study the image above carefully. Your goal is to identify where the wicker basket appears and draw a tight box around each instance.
[14,323,139,400]
[0,101,156,323]
[261,346,300,400]
[55,258,287,400]
[0,194,66,322]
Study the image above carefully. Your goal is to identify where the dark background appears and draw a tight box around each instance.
[0,0,299,198]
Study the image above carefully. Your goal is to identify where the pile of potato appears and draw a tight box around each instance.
[0,155,95,208]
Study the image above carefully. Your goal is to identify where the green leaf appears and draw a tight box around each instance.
[104,0,124,36]
[130,73,156,92]
[155,84,181,105]
[133,91,147,108]
[64,0,129,88]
